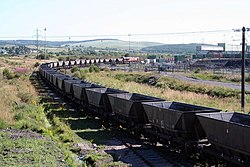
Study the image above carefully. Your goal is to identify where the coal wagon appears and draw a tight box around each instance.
[85,88,128,116]
[64,79,86,95]
[142,101,220,144]
[108,93,164,129]
[197,112,250,165]
[72,83,104,105]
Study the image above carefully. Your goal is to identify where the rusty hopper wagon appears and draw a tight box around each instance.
[107,93,164,129]
[197,112,250,165]
[141,101,220,144]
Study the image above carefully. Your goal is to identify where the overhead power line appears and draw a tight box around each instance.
[0,29,233,39]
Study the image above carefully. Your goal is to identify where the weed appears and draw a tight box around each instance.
[2,68,15,79]
[89,64,100,73]
[70,66,80,73]
[17,92,33,103]
[0,119,8,129]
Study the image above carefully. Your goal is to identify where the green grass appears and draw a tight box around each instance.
[84,71,250,112]
[69,39,162,50]
[43,97,122,166]
[0,71,80,166]
[111,72,241,98]
[186,72,250,84]
[0,130,68,167]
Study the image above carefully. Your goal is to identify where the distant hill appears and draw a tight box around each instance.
[141,43,202,54]
[0,39,212,54]
[0,40,80,47]
[0,39,163,51]
[67,39,163,50]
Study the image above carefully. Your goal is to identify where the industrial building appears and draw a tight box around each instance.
[195,43,250,59]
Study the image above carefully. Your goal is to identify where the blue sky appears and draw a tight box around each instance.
[1,0,250,44]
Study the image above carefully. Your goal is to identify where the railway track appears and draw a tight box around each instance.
[113,133,175,167]
[34,72,194,166]
[34,72,232,167]
[37,58,250,167]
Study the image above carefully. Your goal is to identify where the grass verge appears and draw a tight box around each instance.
[84,71,250,112]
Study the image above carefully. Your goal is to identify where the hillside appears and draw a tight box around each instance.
[67,39,163,50]
[141,43,200,54]
[0,39,163,51]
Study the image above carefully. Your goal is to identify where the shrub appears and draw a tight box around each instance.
[246,74,250,82]
[3,68,14,79]
[89,65,100,73]
[89,65,94,73]
[17,92,33,103]
[70,66,80,73]
[94,66,100,72]
[72,71,81,78]
[211,75,222,81]
[194,68,200,73]
[102,68,110,72]
[111,72,240,98]
[58,56,66,61]
[36,54,46,60]
[0,119,8,129]
[34,62,40,67]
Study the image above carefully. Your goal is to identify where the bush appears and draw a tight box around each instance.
[194,68,200,73]
[102,68,110,72]
[3,68,14,79]
[0,119,8,129]
[89,65,100,73]
[70,66,80,73]
[73,71,81,78]
[246,74,250,82]
[17,92,33,103]
[211,75,222,81]
[34,62,40,67]
[112,72,240,98]
[89,65,94,73]
[58,56,66,61]
[36,54,46,60]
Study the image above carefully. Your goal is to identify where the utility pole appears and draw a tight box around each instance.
[128,34,131,53]
[44,27,46,59]
[241,27,246,112]
[36,28,39,58]
[233,27,250,112]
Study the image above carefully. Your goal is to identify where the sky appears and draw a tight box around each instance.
[1,0,250,44]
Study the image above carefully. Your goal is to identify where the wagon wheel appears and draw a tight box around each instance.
[150,136,158,146]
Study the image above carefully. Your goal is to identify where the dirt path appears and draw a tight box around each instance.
[162,72,250,92]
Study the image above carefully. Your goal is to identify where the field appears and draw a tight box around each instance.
[0,57,77,166]
[83,70,250,112]
[185,71,250,83]
[0,56,129,166]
